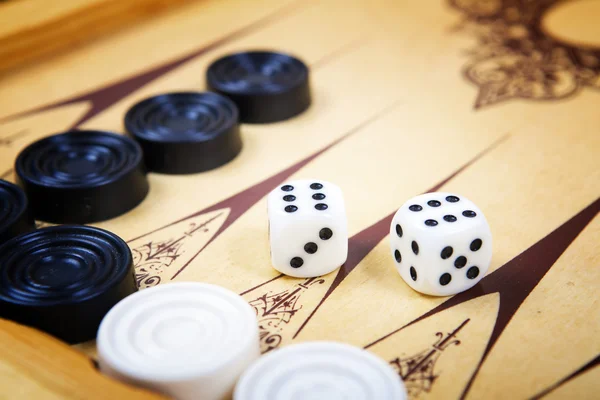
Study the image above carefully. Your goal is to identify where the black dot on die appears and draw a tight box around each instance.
[411,241,419,255]
[395,224,403,238]
[319,228,333,240]
[290,257,304,268]
[283,195,296,202]
[281,185,294,192]
[394,250,402,263]
[470,239,482,252]
[443,215,457,222]
[467,266,480,279]
[410,266,417,281]
[284,205,298,213]
[425,219,438,226]
[463,210,477,218]
[304,242,318,254]
[427,200,441,207]
[446,195,460,203]
[310,183,323,190]
[409,204,422,212]
[439,273,452,286]
[312,193,326,200]
[454,256,467,268]
[441,246,453,259]
[315,203,328,210]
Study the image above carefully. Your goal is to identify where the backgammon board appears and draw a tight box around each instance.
[0,0,598,399]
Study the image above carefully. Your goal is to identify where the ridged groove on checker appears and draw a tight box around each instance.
[0,181,24,227]
[207,51,308,94]
[234,342,407,400]
[0,226,132,305]
[16,130,142,188]
[98,282,259,381]
[0,180,34,241]
[124,92,238,142]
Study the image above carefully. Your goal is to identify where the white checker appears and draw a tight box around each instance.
[234,342,407,400]
[97,282,260,400]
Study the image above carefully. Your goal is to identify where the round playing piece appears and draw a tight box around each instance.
[0,179,35,243]
[206,51,311,123]
[234,342,407,400]
[124,92,242,174]
[97,282,260,400]
[0,225,137,344]
[15,130,149,224]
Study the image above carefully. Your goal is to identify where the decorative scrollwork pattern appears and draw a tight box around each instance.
[389,319,469,398]
[249,277,325,353]
[450,0,600,108]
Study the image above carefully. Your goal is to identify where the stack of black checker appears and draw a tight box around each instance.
[0,50,311,343]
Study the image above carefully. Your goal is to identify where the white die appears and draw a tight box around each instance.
[267,179,348,278]
[389,192,492,296]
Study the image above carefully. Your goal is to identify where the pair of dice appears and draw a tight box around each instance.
[268,180,492,296]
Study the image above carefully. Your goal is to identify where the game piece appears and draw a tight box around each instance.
[0,225,137,343]
[0,179,35,243]
[97,282,260,400]
[389,192,492,296]
[267,179,348,278]
[15,130,149,224]
[125,92,242,174]
[234,341,407,400]
[206,51,311,123]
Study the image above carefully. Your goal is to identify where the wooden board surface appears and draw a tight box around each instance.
[0,0,200,75]
[0,0,599,399]
[0,318,167,400]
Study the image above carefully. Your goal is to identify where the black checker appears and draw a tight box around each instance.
[0,225,136,343]
[207,51,311,123]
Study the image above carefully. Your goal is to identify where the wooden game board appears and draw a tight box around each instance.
[0,0,598,399]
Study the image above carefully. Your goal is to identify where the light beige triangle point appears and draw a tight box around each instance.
[128,208,230,289]
[368,294,499,400]
[242,275,334,354]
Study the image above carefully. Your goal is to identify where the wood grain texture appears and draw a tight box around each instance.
[0,0,201,75]
[0,0,598,398]
[0,318,167,399]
